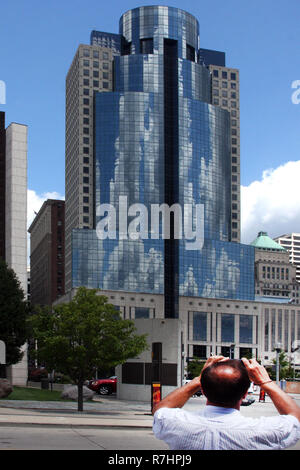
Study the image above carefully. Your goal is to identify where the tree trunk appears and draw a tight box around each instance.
[78,380,84,412]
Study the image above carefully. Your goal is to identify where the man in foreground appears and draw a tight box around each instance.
[152,356,300,450]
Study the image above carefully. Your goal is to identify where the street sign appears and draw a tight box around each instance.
[0,341,6,364]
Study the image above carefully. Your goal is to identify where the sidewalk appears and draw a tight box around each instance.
[0,396,154,429]
[0,392,299,429]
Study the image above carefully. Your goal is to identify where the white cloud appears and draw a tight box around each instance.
[27,189,64,229]
[27,189,64,266]
[241,160,300,244]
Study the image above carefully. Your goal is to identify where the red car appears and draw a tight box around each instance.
[88,376,117,395]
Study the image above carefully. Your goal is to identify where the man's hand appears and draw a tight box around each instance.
[241,358,272,386]
[242,357,300,421]
[201,355,228,373]
[152,357,227,415]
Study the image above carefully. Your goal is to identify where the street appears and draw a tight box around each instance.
[0,394,299,451]
[0,426,168,450]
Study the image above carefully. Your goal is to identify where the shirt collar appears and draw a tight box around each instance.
[202,405,240,416]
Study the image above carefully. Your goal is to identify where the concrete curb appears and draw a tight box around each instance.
[0,414,153,428]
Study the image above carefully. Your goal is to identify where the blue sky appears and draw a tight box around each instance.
[0,0,300,242]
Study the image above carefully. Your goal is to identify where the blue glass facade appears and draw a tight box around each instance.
[71,6,255,305]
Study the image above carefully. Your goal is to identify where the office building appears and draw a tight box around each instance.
[274,233,300,284]
[0,112,28,385]
[200,49,241,243]
[60,6,299,398]
[66,6,254,317]
[65,34,120,292]
[251,231,299,304]
[0,112,5,259]
[28,199,65,306]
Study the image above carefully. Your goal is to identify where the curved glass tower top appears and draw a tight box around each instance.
[119,5,199,59]
[71,6,255,305]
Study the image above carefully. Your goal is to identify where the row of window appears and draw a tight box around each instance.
[82,49,109,60]
[82,80,109,89]
[213,70,237,81]
[192,311,254,344]
[213,97,238,108]
[190,345,254,360]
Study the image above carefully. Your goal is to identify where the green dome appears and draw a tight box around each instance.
[250,231,286,251]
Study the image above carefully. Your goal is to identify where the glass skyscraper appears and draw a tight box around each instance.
[70,6,255,314]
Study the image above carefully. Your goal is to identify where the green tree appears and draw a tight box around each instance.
[28,287,148,411]
[0,259,28,370]
[186,358,206,379]
[272,351,299,380]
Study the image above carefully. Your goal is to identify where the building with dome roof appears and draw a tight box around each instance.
[251,231,299,304]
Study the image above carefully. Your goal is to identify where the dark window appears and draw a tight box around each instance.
[193,345,207,359]
[122,363,144,384]
[186,44,195,62]
[140,38,153,54]
[135,307,150,319]
[122,40,131,56]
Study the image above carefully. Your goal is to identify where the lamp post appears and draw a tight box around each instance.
[275,342,282,386]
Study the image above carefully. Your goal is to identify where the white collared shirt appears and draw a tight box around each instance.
[153,405,300,450]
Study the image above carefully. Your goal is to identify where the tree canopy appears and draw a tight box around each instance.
[0,258,28,367]
[28,287,148,410]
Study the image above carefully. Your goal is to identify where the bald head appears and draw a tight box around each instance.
[200,359,250,408]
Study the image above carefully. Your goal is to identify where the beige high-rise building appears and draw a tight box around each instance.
[274,233,300,286]
[1,119,28,386]
[65,33,120,291]
[200,49,241,243]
